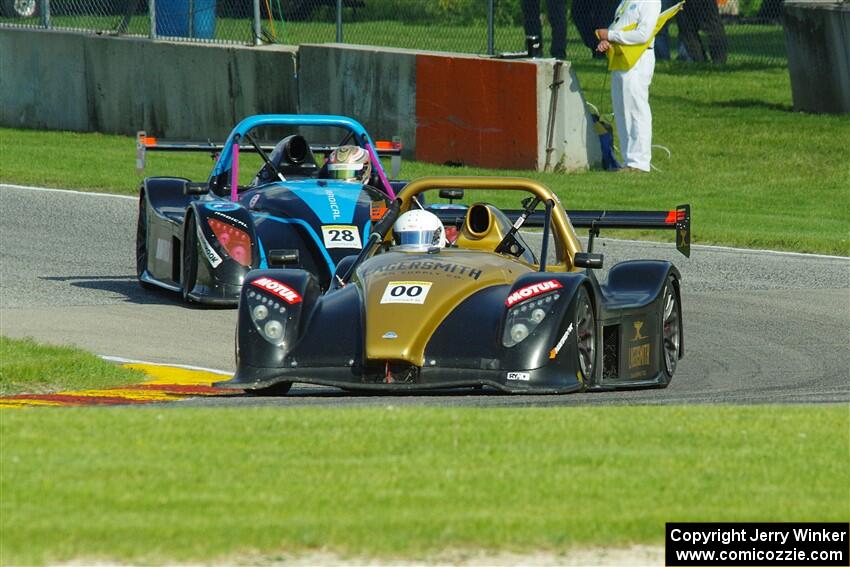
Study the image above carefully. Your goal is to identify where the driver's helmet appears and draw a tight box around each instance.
[393,210,447,250]
[327,145,371,183]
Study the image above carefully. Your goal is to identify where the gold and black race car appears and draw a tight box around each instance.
[216,177,690,395]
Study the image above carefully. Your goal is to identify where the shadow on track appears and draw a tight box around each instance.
[39,275,232,310]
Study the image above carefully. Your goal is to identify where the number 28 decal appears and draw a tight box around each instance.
[321,225,362,249]
[380,281,433,305]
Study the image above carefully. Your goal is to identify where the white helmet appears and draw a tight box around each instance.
[393,210,447,250]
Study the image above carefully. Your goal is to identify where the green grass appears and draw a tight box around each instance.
[1,405,847,564]
[0,337,144,396]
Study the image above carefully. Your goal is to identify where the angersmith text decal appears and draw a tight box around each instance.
[368,260,483,280]
[506,279,563,307]
[250,277,302,304]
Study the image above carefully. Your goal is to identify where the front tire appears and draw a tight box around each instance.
[135,195,155,289]
[660,275,681,382]
[182,215,199,302]
[574,286,596,388]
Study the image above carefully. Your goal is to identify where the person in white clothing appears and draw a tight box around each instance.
[595,0,661,173]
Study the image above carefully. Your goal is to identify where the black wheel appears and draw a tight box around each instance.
[661,276,681,380]
[2,0,37,18]
[574,286,596,387]
[248,382,292,396]
[182,215,199,302]
[135,195,156,290]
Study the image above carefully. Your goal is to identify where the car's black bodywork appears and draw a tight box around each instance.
[217,177,689,395]
[135,114,402,305]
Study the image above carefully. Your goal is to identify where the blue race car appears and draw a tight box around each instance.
[135,114,403,305]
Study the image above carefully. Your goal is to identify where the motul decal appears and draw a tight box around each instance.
[250,277,302,304]
[505,280,563,307]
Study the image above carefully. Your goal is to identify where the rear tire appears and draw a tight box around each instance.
[182,215,199,302]
[574,286,596,388]
[660,275,681,382]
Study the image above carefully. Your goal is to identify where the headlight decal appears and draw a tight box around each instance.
[246,288,289,346]
[502,290,561,347]
[207,218,252,267]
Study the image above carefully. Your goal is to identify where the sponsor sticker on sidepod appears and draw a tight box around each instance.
[197,225,223,268]
[505,279,563,307]
[250,277,302,304]
[381,281,432,304]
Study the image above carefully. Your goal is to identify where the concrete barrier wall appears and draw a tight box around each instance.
[0,28,299,139]
[415,54,539,169]
[536,61,602,172]
[2,29,600,170]
[298,44,417,157]
[783,1,850,114]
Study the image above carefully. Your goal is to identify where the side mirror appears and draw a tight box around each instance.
[574,252,603,269]
[184,182,210,196]
[268,249,300,268]
[439,189,464,202]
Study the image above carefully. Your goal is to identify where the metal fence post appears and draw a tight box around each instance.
[487,0,495,55]
[149,0,157,39]
[39,0,50,29]
[336,0,344,43]
[253,0,261,45]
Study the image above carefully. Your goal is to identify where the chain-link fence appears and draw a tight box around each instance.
[0,0,788,64]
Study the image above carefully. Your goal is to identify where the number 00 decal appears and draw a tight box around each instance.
[380,281,433,305]
[321,225,362,249]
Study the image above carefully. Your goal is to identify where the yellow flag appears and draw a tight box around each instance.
[601,1,685,72]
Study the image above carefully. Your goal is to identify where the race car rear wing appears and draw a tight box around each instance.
[432,205,691,258]
[135,132,404,179]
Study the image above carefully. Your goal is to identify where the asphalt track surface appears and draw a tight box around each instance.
[1,184,848,407]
